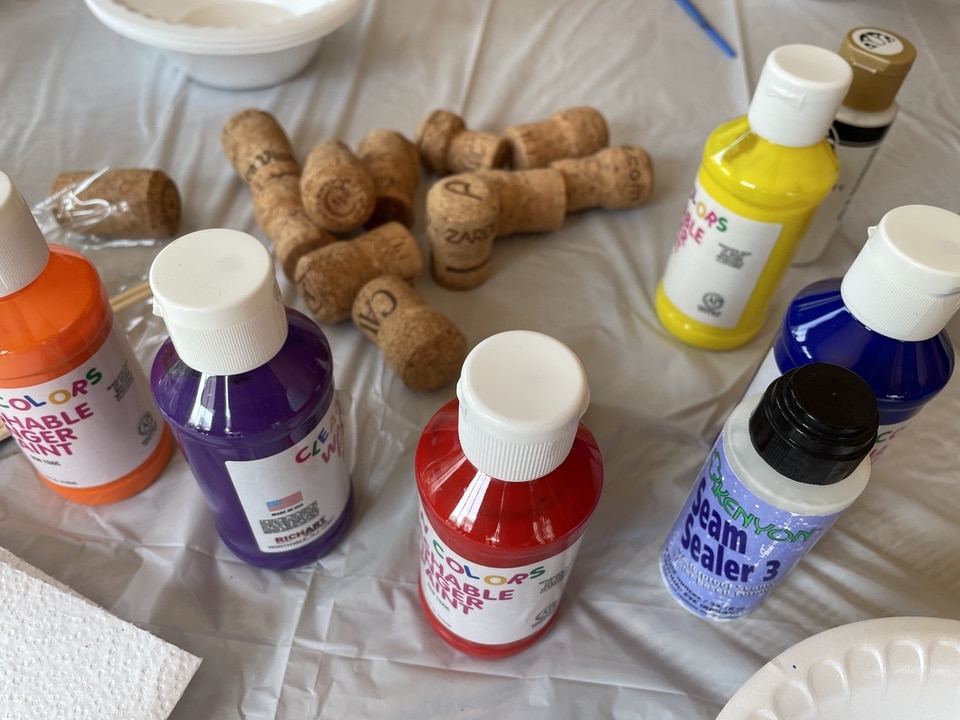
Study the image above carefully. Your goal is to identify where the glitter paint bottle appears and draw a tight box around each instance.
[661,363,878,620]
[656,44,853,350]
[793,27,916,266]
[743,205,960,464]
[0,170,173,504]
[149,229,352,570]
[416,330,603,657]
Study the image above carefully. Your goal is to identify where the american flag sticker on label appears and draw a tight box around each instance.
[267,491,303,511]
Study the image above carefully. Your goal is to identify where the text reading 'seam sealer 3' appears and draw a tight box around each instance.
[661,363,878,620]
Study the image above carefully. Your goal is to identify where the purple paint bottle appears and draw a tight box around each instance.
[149,229,353,570]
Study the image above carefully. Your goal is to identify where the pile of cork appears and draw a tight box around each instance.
[221,106,654,391]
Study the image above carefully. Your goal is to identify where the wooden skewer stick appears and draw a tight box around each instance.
[109,280,153,313]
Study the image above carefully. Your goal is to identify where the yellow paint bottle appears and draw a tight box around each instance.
[656,45,853,351]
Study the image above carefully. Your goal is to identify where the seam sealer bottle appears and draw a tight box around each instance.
[660,362,878,620]
[149,228,353,570]
[656,44,853,350]
[743,205,960,464]
[416,330,603,657]
[792,27,916,266]
[0,170,173,504]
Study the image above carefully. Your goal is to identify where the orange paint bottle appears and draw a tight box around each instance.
[0,171,172,504]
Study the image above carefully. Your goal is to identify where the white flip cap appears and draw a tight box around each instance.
[747,44,853,147]
[841,205,960,341]
[0,171,51,297]
[456,330,591,482]
[150,228,287,375]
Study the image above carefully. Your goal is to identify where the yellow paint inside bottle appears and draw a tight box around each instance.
[656,115,839,351]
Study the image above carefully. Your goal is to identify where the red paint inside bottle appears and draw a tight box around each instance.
[416,397,603,658]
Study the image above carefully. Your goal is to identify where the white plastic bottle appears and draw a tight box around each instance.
[660,363,878,620]
[792,27,916,265]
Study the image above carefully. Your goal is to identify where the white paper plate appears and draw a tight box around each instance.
[716,616,960,720]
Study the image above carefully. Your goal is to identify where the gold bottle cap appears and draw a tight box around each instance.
[840,27,916,113]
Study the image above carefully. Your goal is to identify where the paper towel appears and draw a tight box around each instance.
[0,547,201,720]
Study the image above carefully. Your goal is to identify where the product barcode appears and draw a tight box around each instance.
[539,568,566,593]
[260,501,320,534]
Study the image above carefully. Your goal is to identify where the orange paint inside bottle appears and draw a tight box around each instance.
[0,173,172,504]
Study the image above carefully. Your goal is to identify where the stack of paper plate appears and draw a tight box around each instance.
[717,616,960,719]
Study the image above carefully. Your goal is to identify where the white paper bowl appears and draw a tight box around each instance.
[83,0,365,90]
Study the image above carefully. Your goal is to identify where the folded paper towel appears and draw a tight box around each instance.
[0,547,201,720]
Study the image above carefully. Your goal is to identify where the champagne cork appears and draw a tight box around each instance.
[221,108,334,279]
[415,109,510,176]
[357,129,421,229]
[295,221,423,324]
[476,168,567,237]
[505,106,610,169]
[550,145,654,212]
[50,169,181,238]
[425,169,566,290]
[352,274,468,392]
[425,174,500,291]
[300,140,377,233]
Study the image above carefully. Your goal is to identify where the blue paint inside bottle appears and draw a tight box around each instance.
[774,277,954,426]
[743,205,960,463]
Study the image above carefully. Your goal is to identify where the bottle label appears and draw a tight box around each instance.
[851,28,905,56]
[418,500,582,646]
[0,325,163,488]
[808,122,889,235]
[660,439,842,620]
[743,348,910,464]
[663,179,782,328]
[742,347,780,399]
[226,397,350,554]
[870,418,912,464]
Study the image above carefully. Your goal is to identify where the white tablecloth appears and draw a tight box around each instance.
[2,1,959,718]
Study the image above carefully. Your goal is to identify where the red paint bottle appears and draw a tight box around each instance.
[416,330,603,657]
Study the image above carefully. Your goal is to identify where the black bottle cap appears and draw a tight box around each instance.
[748,363,879,485]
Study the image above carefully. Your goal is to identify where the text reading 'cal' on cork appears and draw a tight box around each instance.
[352,274,468,392]
[220,108,335,280]
[415,109,510,176]
[425,168,566,290]
[505,106,610,169]
[301,140,377,233]
[294,221,423,325]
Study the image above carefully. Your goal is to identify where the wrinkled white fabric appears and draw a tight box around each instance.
[1,1,959,718]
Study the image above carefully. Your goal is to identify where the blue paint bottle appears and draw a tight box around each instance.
[149,229,353,569]
[661,363,878,620]
[743,205,960,463]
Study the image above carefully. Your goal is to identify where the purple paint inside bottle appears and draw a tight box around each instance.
[151,308,353,570]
